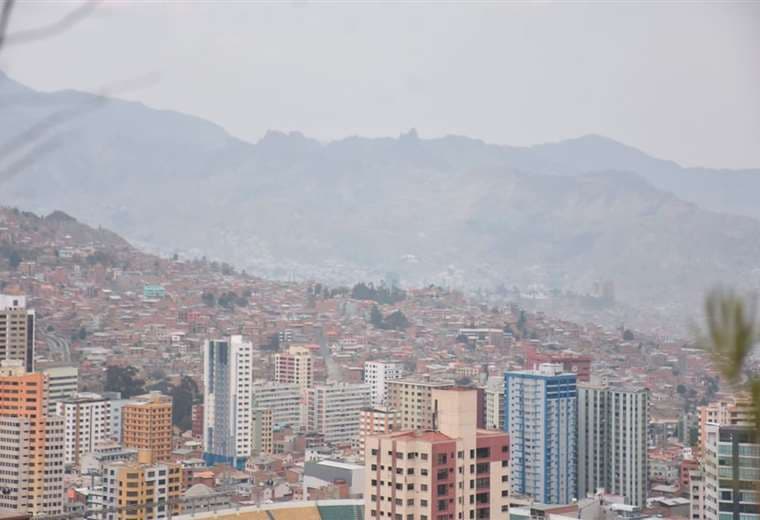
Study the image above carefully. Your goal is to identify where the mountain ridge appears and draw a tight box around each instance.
[1,72,759,315]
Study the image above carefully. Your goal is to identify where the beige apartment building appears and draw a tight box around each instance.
[359,406,396,454]
[364,387,510,520]
[251,407,273,456]
[275,345,314,391]
[387,378,454,431]
[696,394,753,456]
[0,294,35,372]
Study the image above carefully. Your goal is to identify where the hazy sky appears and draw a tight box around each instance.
[2,1,759,169]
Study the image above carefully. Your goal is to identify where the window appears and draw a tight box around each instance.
[475,447,490,459]
[436,454,447,465]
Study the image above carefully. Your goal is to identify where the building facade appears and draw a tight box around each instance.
[103,451,183,520]
[42,365,79,414]
[359,407,396,455]
[484,379,505,431]
[251,407,273,456]
[274,345,313,391]
[56,392,112,465]
[306,383,371,446]
[387,378,453,431]
[364,387,510,520]
[364,361,402,407]
[122,392,173,462]
[702,423,759,520]
[697,396,754,456]
[0,294,35,372]
[252,381,303,429]
[504,363,577,505]
[0,360,65,516]
[203,335,253,468]
[577,381,649,507]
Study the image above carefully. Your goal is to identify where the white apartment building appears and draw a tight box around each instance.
[57,392,112,465]
[306,383,371,446]
[363,361,402,407]
[578,381,649,507]
[484,376,505,431]
[203,335,253,468]
[42,365,79,414]
[252,380,303,428]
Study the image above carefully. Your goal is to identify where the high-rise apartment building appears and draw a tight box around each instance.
[42,365,79,414]
[359,406,396,454]
[306,383,371,446]
[251,407,273,456]
[701,423,759,520]
[122,392,173,462]
[364,387,510,520]
[252,381,303,428]
[103,450,183,520]
[0,360,65,516]
[484,378,505,431]
[203,335,253,468]
[504,363,577,505]
[387,378,454,430]
[689,469,706,520]
[364,361,402,407]
[577,380,649,507]
[57,392,112,465]
[274,345,313,391]
[0,294,35,372]
[697,395,753,456]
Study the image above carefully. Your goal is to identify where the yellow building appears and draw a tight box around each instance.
[122,392,173,462]
[252,407,273,455]
[104,450,183,520]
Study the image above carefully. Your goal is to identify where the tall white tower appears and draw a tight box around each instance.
[202,335,253,469]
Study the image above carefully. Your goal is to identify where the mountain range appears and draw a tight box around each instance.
[1,70,759,314]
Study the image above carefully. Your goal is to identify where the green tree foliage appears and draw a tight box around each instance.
[86,251,113,266]
[370,305,384,328]
[351,282,406,305]
[201,291,216,307]
[384,310,410,330]
[698,288,760,440]
[104,366,146,398]
[170,376,199,431]
[368,305,410,331]
[623,329,635,341]
[8,250,21,269]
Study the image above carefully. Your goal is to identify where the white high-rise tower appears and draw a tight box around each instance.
[202,335,253,469]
